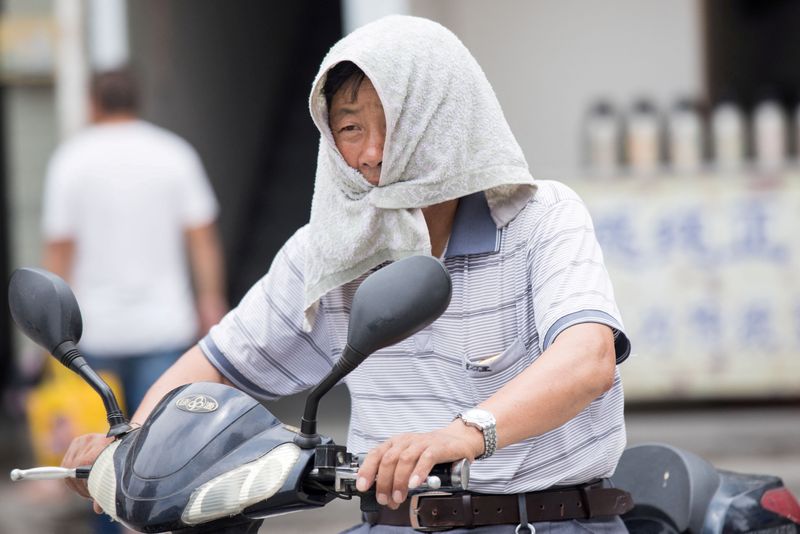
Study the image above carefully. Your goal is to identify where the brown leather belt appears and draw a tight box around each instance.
[365,480,633,531]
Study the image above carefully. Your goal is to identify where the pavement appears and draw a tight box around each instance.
[0,387,797,533]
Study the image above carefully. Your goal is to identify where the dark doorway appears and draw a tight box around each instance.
[128,0,343,303]
[704,0,800,109]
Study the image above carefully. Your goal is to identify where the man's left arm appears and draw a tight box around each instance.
[185,222,228,336]
[356,321,616,509]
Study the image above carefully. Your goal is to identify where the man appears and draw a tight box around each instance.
[63,18,631,533]
[43,69,227,434]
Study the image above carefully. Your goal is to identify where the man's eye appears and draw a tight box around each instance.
[339,125,359,133]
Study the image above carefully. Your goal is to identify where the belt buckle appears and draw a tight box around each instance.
[409,490,453,531]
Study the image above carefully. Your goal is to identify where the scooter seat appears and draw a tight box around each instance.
[610,443,721,533]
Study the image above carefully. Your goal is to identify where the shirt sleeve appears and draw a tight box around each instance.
[199,228,335,401]
[529,198,631,363]
[177,144,219,228]
[41,147,79,240]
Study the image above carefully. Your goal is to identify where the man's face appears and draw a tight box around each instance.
[329,77,386,186]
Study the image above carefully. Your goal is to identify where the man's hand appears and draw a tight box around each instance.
[61,433,114,512]
[355,420,484,510]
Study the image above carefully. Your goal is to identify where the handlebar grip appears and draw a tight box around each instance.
[351,455,470,491]
[9,465,91,481]
[11,467,76,481]
[322,453,471,496]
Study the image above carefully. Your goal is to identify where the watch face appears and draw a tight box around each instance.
[462,408,495,427]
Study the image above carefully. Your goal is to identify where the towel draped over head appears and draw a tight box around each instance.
[304,15,536,329]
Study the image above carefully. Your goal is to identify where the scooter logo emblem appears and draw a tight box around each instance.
[176,394,219,413]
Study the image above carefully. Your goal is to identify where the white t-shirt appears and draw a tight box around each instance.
[42,120,219,356]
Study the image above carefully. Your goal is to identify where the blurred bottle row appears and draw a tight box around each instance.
[583,96,799,177]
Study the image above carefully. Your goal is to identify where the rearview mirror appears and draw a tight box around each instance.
[296,255,452,447]
[345,255,452,365]
[8,267,83,358]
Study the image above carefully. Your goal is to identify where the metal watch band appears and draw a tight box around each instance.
[478,423,497,460]
[456,409,497,460]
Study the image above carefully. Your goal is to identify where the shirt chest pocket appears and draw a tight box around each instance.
[464,337,529,401]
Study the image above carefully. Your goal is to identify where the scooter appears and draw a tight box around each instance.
[7,256,800,533]
[7,256,465,533]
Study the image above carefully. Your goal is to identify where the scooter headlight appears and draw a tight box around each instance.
[87,439,122,521]
[182,442,301,525]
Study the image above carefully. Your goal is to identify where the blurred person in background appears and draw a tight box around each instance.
[41,69,228,533]
[61,18,630,533]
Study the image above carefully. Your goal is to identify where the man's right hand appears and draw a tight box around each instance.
[61,432,113,510]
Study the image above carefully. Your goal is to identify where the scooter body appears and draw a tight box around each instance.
[95,382,329,532]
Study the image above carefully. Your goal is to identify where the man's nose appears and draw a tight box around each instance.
[360,130,384,170]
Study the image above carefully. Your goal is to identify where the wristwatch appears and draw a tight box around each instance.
[455,408,497,460]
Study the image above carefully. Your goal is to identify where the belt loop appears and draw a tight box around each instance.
[461,493,474,527]
[578,482,592,518]
[515,494,535,534]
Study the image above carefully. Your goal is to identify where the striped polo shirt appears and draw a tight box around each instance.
[201,180,631,493]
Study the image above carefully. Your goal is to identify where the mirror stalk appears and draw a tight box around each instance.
[54,340,132,438]
[295,346,364,449]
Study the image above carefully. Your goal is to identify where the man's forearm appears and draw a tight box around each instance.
[481,322,617,451]
[131,345,231,424]
[355,323,619,506]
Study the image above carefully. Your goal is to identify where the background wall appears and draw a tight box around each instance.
[409,0,704,178]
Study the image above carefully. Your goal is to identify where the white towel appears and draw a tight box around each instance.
[304,15,535,329]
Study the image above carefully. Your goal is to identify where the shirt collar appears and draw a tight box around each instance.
[445,191,500,258]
